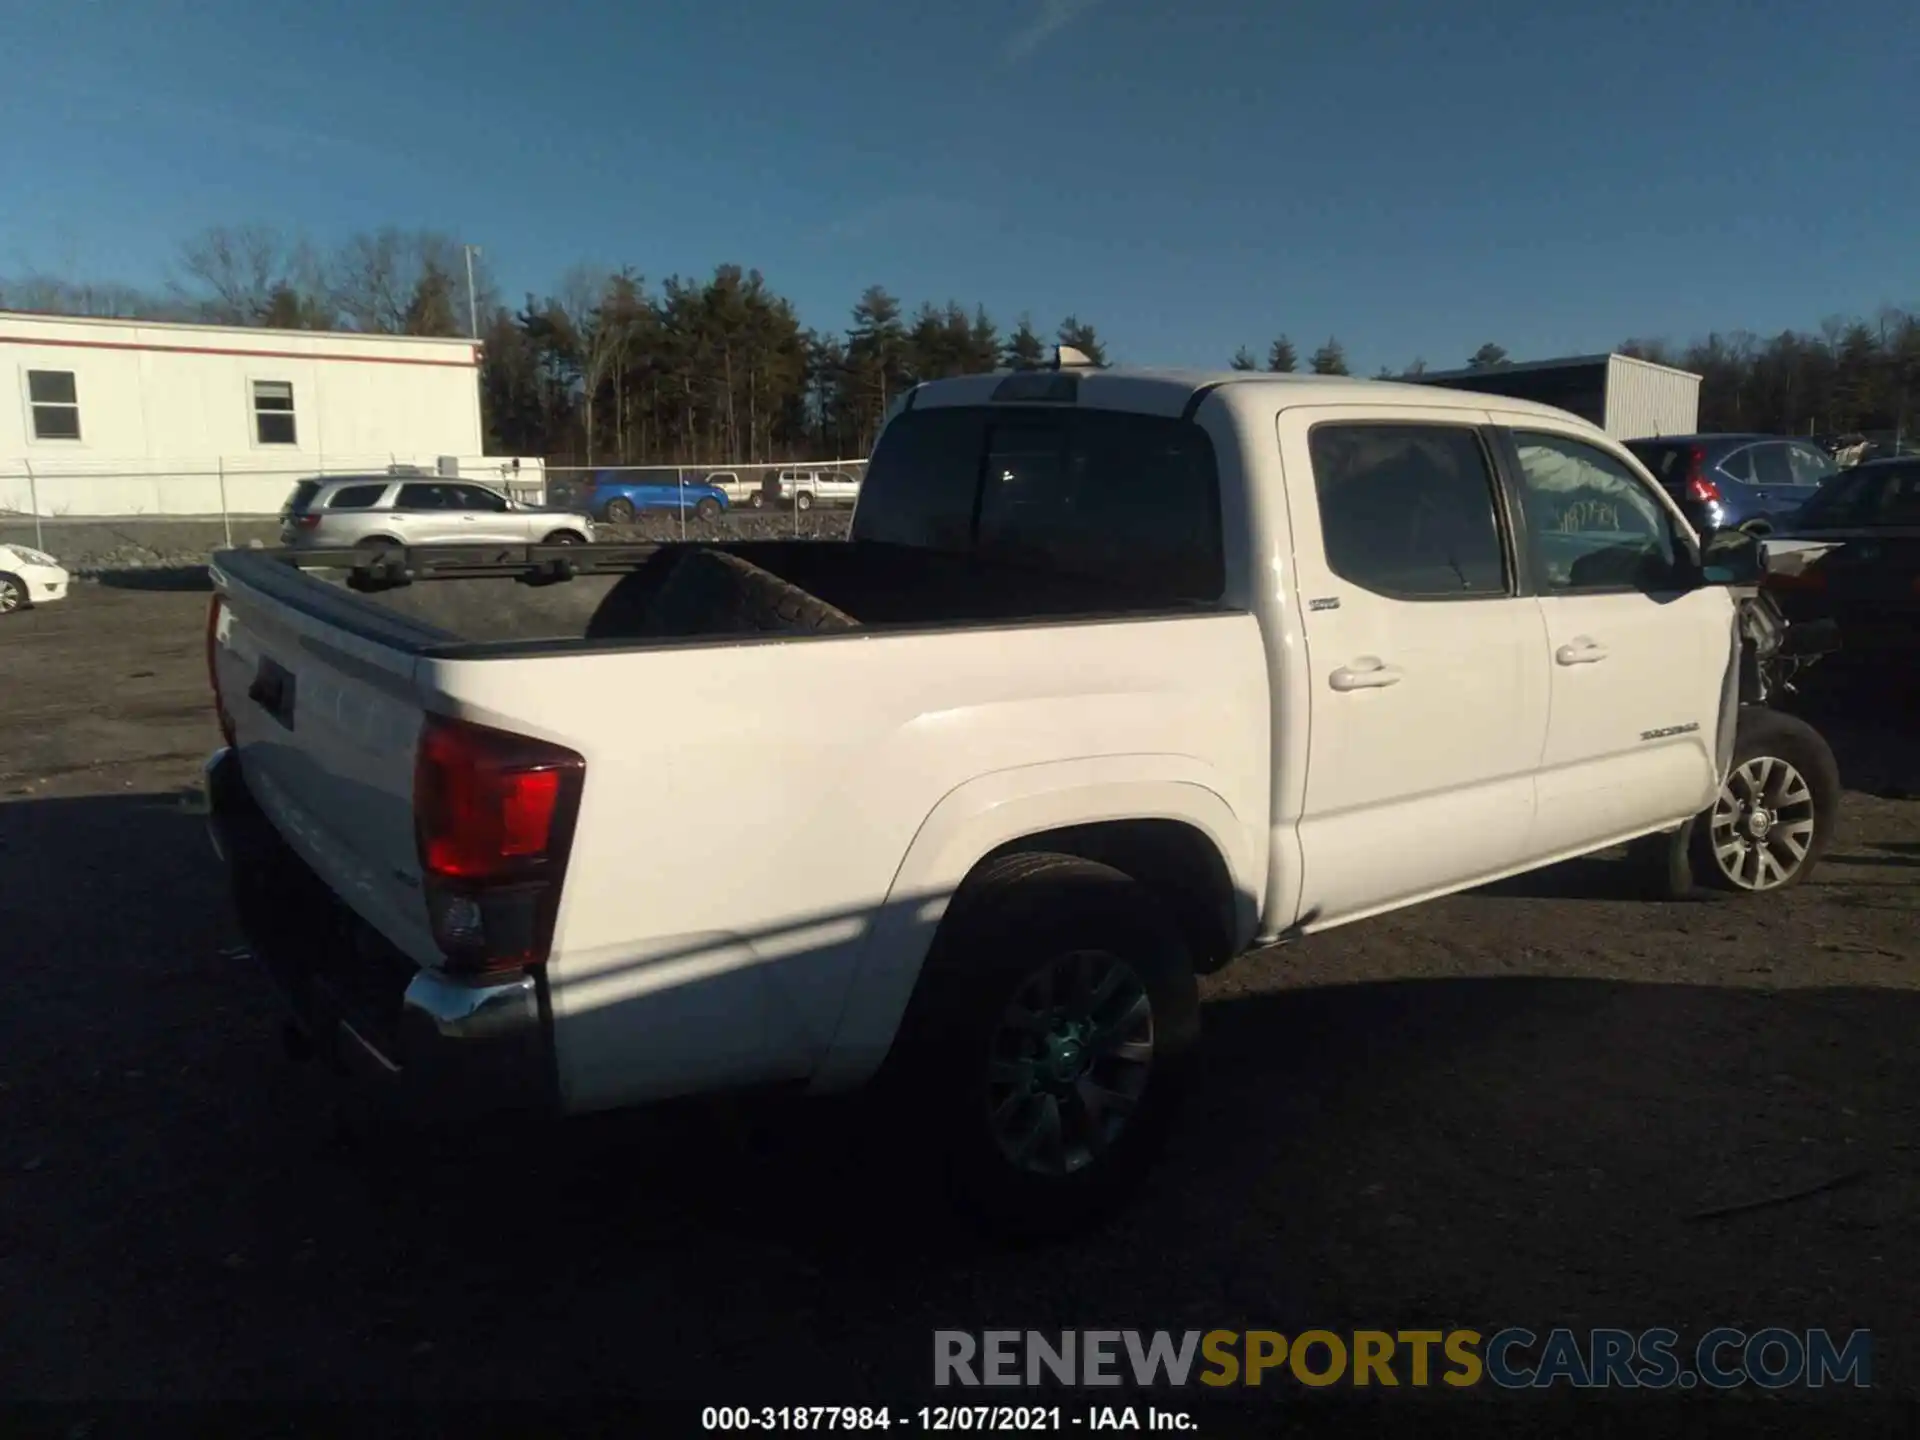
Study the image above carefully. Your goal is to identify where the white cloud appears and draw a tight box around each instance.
[1002,0,1103,65]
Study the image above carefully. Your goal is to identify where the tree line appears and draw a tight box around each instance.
[1227,323,1920,440]
[5,223,1914,458]
[0,225,1107,465]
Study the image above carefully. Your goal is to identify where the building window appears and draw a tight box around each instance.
[27,370,81,440]
[252,380,297,445]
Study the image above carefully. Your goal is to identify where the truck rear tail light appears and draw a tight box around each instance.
[293,513,322,530]
[413,713,585,977]
[1684,448,1722,504]
[205,595,237,749]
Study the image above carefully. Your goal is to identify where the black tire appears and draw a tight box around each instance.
[1644,709,1839,899]
[748,491,766,510]
[604,498,635,524]
[542,530,586,544]
[354,536,400,552]
[628,547,859,638]
[794,490,815,512]
[0,572,26,615]
[885,854,1200,1241]
[695,497,723,522]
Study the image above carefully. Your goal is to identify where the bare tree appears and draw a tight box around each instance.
[1,272,179,319]
[331,229,411,333]
[330,229,494,335]
[173,225,331,326]
[176,226,282,323]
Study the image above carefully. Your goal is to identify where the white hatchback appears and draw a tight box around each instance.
[0,543,71,614]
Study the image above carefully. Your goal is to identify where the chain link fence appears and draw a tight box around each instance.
[0,457,865,573]
[541,461,868,542]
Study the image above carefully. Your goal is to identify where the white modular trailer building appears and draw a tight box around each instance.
[1407,352,1701,441]
[0,310,539,517]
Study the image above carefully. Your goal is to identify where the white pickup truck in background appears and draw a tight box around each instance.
[775,466,862,511]
[203,359,1840,1236]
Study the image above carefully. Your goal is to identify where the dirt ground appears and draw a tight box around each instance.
[1,582,1915,1436]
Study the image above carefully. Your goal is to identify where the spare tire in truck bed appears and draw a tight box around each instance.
[586,546,861,640]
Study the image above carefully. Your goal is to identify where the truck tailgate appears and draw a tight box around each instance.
[210,573,440,967]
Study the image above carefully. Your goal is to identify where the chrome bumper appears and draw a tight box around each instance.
[202,747,557,1120]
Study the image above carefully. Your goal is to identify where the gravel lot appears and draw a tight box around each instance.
[1,580,1915,1435]
[1,510,854,574]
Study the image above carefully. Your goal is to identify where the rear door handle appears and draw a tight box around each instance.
[1330,658,1403,691]
[1555,638,1609,666]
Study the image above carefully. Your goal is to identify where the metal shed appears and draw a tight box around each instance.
[1406,352,1701,441]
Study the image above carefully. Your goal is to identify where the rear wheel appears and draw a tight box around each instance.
[604,498,635,524]
[884,854,1199,1240]
[748,490,766,510]
[542,529,586,544]
[0,573,25,614]
[694,497,723,522]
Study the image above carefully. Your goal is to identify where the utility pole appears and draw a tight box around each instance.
[463,244,482,339]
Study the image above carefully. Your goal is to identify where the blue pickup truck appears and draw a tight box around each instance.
[550,472,732,524]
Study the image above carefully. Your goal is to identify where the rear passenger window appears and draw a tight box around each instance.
[1751,444,1793,488]
[327,484,386,509]
[1719,448,1753,482]
[1509,431,1686,593]
[1306,424,1509,600]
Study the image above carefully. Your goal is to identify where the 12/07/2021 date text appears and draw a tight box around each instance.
[701,1406,1199,1432]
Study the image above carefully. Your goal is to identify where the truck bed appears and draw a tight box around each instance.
[249,538,1223,654]
[206,539,1273,1115]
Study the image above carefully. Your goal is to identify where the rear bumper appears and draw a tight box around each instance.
[202,747,558,1121]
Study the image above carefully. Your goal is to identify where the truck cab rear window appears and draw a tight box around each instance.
[852,406,1225,601]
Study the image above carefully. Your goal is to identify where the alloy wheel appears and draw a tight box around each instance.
[1708,755,1817,890]
[985,950,1154,1177]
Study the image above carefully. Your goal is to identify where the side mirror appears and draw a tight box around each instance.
[1699,528,1761,586]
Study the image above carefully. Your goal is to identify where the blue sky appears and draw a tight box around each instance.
[1,0,1915,372]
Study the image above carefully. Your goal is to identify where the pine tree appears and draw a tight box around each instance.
[1004,314,1046,369]
[1230,347,1258,371]
[403,261,460,336]
[1056,315,1107,366]
[1309,337,1349,376]
[1267,336,1298,373]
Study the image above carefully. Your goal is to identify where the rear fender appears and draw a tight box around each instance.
[809,758,1258,1092]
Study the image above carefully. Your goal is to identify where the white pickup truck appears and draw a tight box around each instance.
[202,361,1839,1236]
[775,466,862,511]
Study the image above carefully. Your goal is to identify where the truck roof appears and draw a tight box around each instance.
[907,367,1601,431]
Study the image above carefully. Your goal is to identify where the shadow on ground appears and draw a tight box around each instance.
[0,790,1914,1431]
